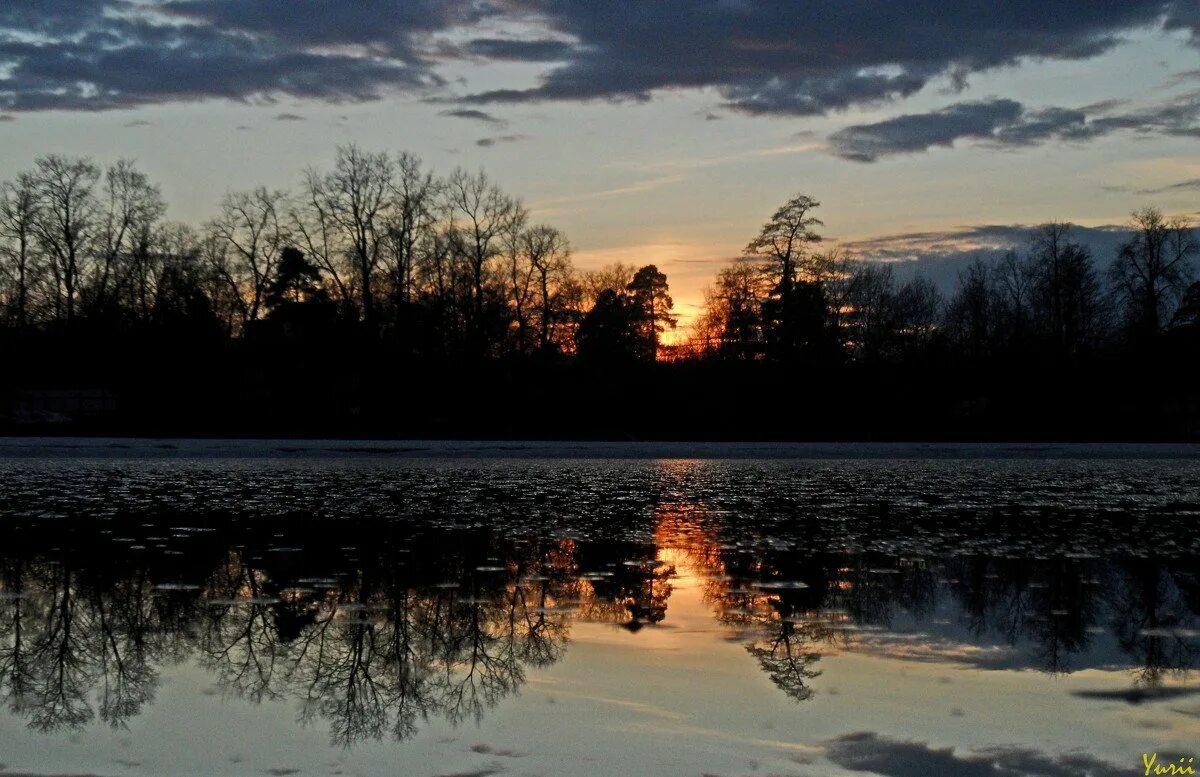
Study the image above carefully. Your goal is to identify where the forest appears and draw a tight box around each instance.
[1,144,1198,439]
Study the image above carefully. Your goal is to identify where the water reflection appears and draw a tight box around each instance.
[0,458,1198,746]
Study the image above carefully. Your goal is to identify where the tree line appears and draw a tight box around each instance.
[0,144,1197,438]
[0,145,680,363]
[692,196,1199,365]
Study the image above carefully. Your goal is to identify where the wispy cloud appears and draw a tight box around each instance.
[441,108,507,126]
[476,134,525,147]
[1135,177,1200,194]
[530,175,685,210]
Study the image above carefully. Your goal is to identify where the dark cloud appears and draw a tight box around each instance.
[823,732,1126,777]
[0,1,1196,118]
[0,2,443,111]
[0,0,109,36]
[829,99,1024,161]
[0,115,14,122]
[476,134,525,147]
[275,113,305,121]
[457,2,1198,116]
[441,108,507,126]
[829,91,1200,161]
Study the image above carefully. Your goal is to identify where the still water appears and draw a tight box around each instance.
[0,441,1198,776]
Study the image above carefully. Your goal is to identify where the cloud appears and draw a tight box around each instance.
[122,119,154,127]
[829,99,1024,161]
[476,134,525,147]
[828,91,1200,161]
[1136,178,1200,194]
[441,108,507,126]
[823,732,1127,777]
[275,113,305,121]
[455,2,1198,117]
[0,115,14,122]
[0,1,450,111]
[0,1,1196,118]
[160,0,482,50]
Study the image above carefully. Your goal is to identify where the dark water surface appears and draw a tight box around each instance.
[0,443,1198,775]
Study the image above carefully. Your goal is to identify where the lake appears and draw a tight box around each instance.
[0,440,1198,776]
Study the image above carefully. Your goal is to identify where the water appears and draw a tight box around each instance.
[0,443,1198,776]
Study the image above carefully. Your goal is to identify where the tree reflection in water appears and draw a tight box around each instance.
[0,467,1198,743]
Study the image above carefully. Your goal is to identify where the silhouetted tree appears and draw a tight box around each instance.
[626,264,676,361]
[1028,223,1105,358]
[945,259,993,360]
[745,194,831,361]
[990,249,1036,353]
[30,155,101,325]
[383,152,438,311]
[88,159,165,318]
[0,174,39,327]
[445,168,527,355]
[576,288,639,364]
[1111,208,1197,341]
[297,145,395,334]
[696,262,771,359]
[523,225,573,355]
[266,247,326,308]
[206,187,288,333]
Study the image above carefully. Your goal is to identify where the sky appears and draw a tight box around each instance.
[1,1,1198,327]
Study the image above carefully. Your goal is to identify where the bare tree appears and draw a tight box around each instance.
[30,155,101,324]
[989,249,1035,350]
[1029,222,1104,356]
[1111,207,1198,339]
[945,258,993,359]
[384,153,438,309]
[91,160,165,315]
[844,263,896,362]
[581,263,635,305]
[810,247,857,335]
[504,223,537,354]
[893,276,943,352]
[298,145,396,332]
[523,225,573,354]
[444,168,527,348]
[0,174,39,326]
[206,187,288,332]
